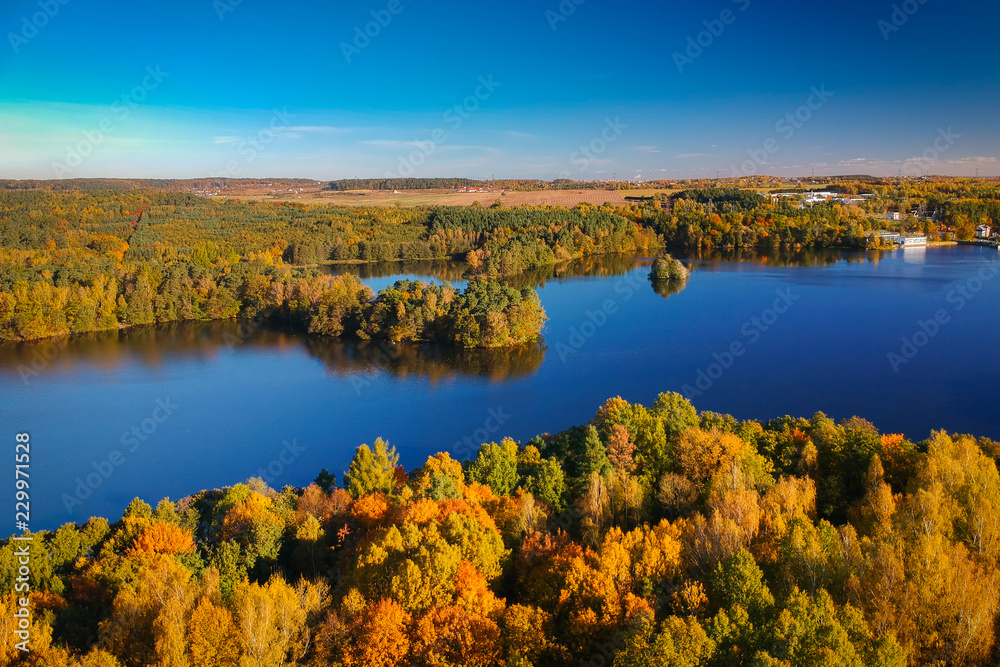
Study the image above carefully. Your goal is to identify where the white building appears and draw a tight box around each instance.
[897,236,927,247]
[976,225,992,239]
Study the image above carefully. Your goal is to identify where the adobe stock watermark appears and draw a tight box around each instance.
[210,107,296,178]
[8,0,70,54]
[52,66,169,177]
[16,338,69,384]
[545,0,586,31]
[62,398,180,513]
[387,75,501,177]
[878,0,929,41]
[888,260,999,373]
[452,407,513,461]
[222,312,269,351]
[730,85,833,178]
[213,0,243,20]
[340,0,413,63]
[11,533,33,651]
[554,271,646,362]
[558,116,629,178]
[255,439,306,486]
[673,0,751,73]
[900,127,960,177]
[682,288,799,399]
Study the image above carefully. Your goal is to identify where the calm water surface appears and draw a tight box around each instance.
[3,245,1000,529]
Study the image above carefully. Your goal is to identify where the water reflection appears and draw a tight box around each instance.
[0,321,265,376]
[507,254,643,289]
[0,250,894,381]
[321,248,892,291]
[677,246,891,267]
[650,275,689,300]
[324,259,468,283]
[323,254,644,290]
[304,338,545,384]
[0,321,545,384]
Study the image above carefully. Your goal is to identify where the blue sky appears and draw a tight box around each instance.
[1,0,998,180]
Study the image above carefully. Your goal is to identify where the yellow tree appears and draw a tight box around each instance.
[413,452,466,499]
[129,522,196,558]
[412,605,503,667]
[502,604,559,666]
[188,597,240,667]
[341,599,412,667]
[99,556,195,667]
[454,561,505,619]
[232,575,307,667]
[675,427,745,488]
[607,424,639,528]
[75,650,126,667]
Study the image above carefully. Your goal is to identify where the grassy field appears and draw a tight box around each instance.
[210,187,631,208]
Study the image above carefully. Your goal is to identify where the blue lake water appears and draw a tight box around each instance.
[3,245,1000,529]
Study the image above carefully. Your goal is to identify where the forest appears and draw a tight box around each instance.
[0,190,559,346]
[5,392,1000,666]
[1,181,997,343]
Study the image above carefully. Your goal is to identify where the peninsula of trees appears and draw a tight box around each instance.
[4,393,1000,666]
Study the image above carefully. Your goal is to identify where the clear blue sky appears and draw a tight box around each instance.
[1,0,998,179]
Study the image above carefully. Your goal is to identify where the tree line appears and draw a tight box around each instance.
[2,182,997,343]
[0,268,545,349]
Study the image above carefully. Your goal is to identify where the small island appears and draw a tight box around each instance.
[648,255,689,283]
[648,255,690,299]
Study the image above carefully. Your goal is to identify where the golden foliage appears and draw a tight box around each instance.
[351,492,392,530]
[675,427,746,487]
[129,522,195,557]
[412,605,502,667]
[188,597,240,667]
[340,599,412,667]
[454,561,505,618]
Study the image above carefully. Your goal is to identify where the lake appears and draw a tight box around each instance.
[3,244,1000,529]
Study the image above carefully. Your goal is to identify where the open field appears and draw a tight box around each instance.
[208,186,631,208]
[498,189,628,207]
[619,188,682,199]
